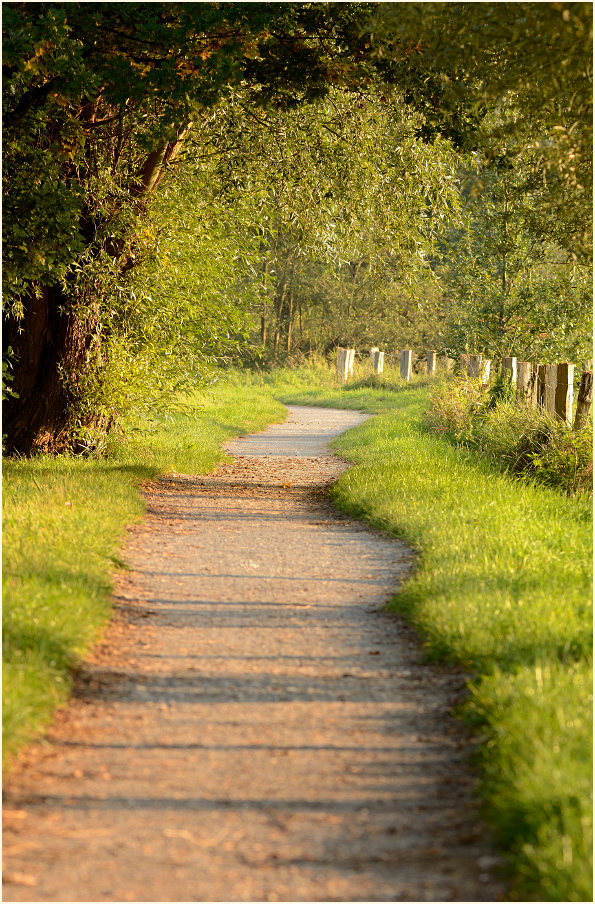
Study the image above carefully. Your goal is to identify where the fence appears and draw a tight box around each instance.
[335,346,593,431]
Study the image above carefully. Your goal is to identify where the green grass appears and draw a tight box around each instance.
[255,360,593,902]
[3,359,592,900]
[2,379,285,763]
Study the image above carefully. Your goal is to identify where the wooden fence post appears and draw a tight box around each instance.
[443,356,455,372]
[573,370,593,430]
[501,356,517,384]
[400,349,412,381]
[517,362,538,406]
[372,350,384,375]
[468,354,483,378]
[347,348,355,377]
[554,363,574,425]
[481,359,491,383]
[370,347,379,366]
[544,364,558,415]
[336,347,348,384]
[537,364,547,408]
[426,350,437,375]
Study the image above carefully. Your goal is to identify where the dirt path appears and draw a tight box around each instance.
[3,406,505,902]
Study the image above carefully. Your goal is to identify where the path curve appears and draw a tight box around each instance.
[3,405,505,902]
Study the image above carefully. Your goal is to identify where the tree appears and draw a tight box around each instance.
[201,84,461,356]
[433,153,592,363]
[3,1,392,453]
[371,2,593,257]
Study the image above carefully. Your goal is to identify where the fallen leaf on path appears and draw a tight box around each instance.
[163,828,194,841]
[3,872,38,887]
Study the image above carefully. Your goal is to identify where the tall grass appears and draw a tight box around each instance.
[256,360,592,902]
[2,380,285,763]
[424,375,593,497]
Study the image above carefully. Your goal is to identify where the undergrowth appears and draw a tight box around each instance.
[424,376,593,497]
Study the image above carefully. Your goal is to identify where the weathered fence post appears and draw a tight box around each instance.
[370,347,379,366]
[347,348,355,378]
[336,347,349,384]
[400,348,412,381]
[501,356,517,384]
[573,370,593,430]
[459,353,469,375]
[426,350,437,375]
[443,355,455,372]
[536,364,547,408]
[554,363,574,425]
[468,354,483,378]
[517,362,538,406]
[481,359,492,383]
[543,364,558,415]
[372,349,384,375]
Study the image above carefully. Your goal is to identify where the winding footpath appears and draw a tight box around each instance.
[3,406,505,902]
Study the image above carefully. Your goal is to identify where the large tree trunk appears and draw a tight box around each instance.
[2,285,102,454]
[3,129,190,456]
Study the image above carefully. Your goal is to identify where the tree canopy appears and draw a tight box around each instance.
[2,2,592,454]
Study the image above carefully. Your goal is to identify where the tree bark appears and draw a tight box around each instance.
[573,371,593,430]
[3,286,101,454]
[3,125,192,455]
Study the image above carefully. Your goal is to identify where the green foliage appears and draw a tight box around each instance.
[3,1,592,455]
[4,2,411,451]
[434,155,593,362]
[425,378,593,496]
[72,161,269,439]
[201,86,462,357]
[372,2,593,256]
[2,348,19,403]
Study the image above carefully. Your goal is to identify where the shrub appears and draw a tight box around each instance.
[424,377,486,441]
[426,379,593,497]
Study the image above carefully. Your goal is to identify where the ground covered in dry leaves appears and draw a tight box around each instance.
[3,406,506,902]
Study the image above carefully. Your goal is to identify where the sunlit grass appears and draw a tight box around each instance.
[2,457,148,761]
[255,361,592,902]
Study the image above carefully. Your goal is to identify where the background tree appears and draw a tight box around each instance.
[203,85,461,357]
[371,1,593,257]
[434,148,592,363]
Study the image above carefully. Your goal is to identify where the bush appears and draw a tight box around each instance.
[425,378,593,497]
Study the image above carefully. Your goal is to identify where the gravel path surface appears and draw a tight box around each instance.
[3,405,505,902]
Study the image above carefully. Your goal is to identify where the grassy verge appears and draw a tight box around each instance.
[255,361,592,902]
[3,360,592,900]
[2,378,285,763]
